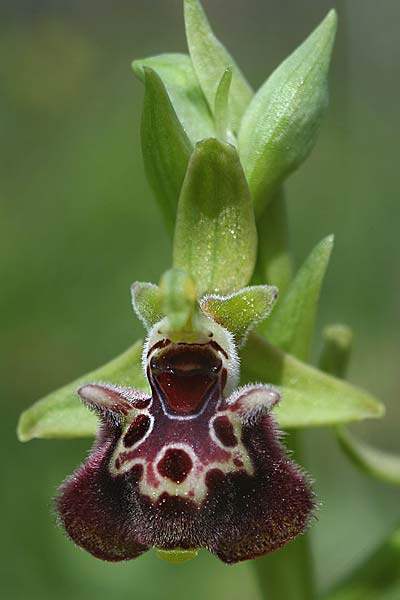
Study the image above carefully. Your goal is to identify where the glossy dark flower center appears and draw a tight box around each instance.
[149,343,223,416]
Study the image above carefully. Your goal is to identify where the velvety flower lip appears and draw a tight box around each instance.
[56,317,315,564]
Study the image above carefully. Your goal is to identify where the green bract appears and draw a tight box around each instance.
[133,53,215,144]
[262,234,334,361]
[173,138,257,296]
[239,10,337,215]
[214,68,233,142]
[184,0,253,134]
[140,67,192,233]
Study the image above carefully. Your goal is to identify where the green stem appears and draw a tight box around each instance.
[253,431,316,600]
[252,184,315,599]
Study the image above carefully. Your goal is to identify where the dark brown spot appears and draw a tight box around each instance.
[233,458,244,468]
[205,468,225,492]
[157,448,193,483]
[213,416,237,447]
[124,414,151,447]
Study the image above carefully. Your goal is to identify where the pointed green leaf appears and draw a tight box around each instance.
[184,0,253,133]
[254,187,293,295]
[17,341,147,442]
[261,234,334,361]
[173,138,257,296]
[319,323,353,378]
[141,67,193,233]
[131,282,163,330]
[160,268,197,331]
[133,53,215,144]
[337,428,400,487]
[200,285,278,347]
[240,334,384,429]
[238,10,337,216]
[214,68,233,142]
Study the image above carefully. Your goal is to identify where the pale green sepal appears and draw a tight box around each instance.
[262,234,334,361]
[156,548,199,564]
[17,341,147,442]
[337,428,400,486]
[240,334,384,429]
[184,0,253,133]
[160,268,197,332]
[238,10,337,216]
[131,282,163,330]
[254,187,293,295]
[319,323,353,378]
[173,138,257,296]
[133,53,215,144]
[214,68,233,143]
[141,67,192,233]
[200,285,278,347]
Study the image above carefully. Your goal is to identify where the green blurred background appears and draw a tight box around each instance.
[1,1,399,598]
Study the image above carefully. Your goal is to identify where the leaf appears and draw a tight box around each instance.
[337,428,400,487]
[140,67,193,233]
[173,138,257,296]
[131,281,163,330]
[254,187,293,295]
[240,334,384,429]
[325,526,400,600]
[184,0,253,133]
[159,268,197,331]
[261,234,334,361]
[238,10,337,216]
[200,285,278,347]
[133,53,215,144]
[214,68,233,142]
[17,341,147,442]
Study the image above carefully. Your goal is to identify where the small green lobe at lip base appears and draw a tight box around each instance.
[156,548,199,563]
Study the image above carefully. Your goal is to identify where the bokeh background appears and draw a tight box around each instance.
[1,1,399,599]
